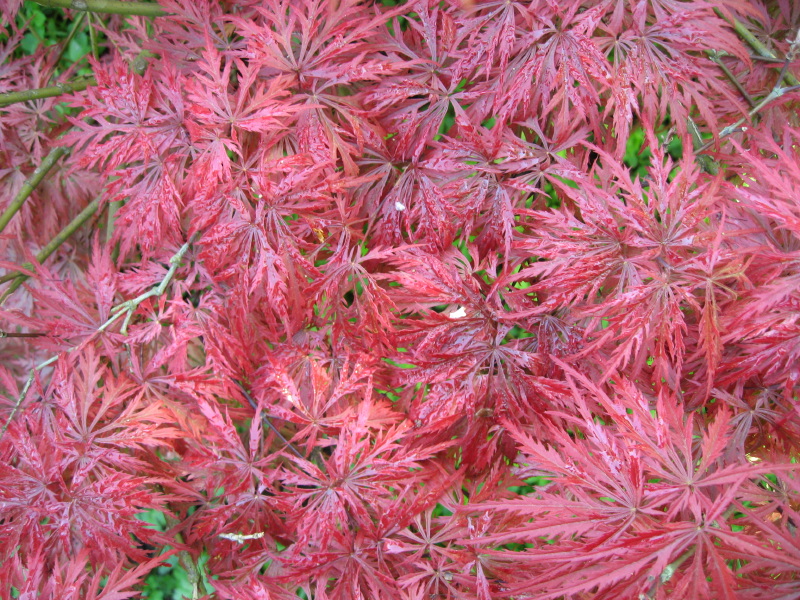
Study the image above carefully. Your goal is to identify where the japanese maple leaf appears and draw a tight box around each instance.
[232,0,407,173]
[184,43,298,193]
[308,235,400,344]
[107,154,187,255]
[369,158,466,250]
[277,416,434,548]
[384,504,466,571]
[250,355,367,453]
[424,111,586,258]
[385,249,554,447]
[1,546,166,600]
[199,156,335,312]
[48,351,180,480]
[453,0,536,81]
[64,56,188,175]
[495,2,611,127]
[183,391,288,552]
[0,239,120,354]
[366,1,482,160]
[465,369,784,599]
[0,415,168,569]
[285,526,402,600]
[0,0,21,25]
[596,5,750,141]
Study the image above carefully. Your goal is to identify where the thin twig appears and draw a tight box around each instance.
[162,513,204,600]
[233,380,304,459]
[0,147,69,235]
[0,47,158,108]
[0,331,45,338]
[106,198,122,261]
[751,55,785,63]
[687,117,720,175]
[48,12,87,78]
[714,9,799,87]
[0,355,58,442]
[34,0,167,17]
[88,13,100,60]
[696,83,800,153]
[97,233,199,335]
[707,50,754,106]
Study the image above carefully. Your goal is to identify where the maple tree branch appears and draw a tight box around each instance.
[30,196,101,264]
[33,0,167,17]
[1,42,156,108]
[686,117,720,174]
[0,355,58,442]
[98,232,199,335]
[48,12,87,78]
[0,331,45,338]
[88,13,101,59]
[106,198,122,262]
[715,10,799,87]
[0,196,101,303]
[697,83,800,153]
[751,55,785,63]
[0,76,96,108]
[0,147,69,235]
[707,50,754,107]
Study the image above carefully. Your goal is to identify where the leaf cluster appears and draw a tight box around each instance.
[1,0,800,599]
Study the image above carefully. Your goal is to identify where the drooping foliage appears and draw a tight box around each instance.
[1,0,799,598]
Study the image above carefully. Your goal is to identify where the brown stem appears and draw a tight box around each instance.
[752,55,785,63]
[233,380,305,460]
[0,147,69,235]
[34,0,167,17]
[0,331,45,338]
